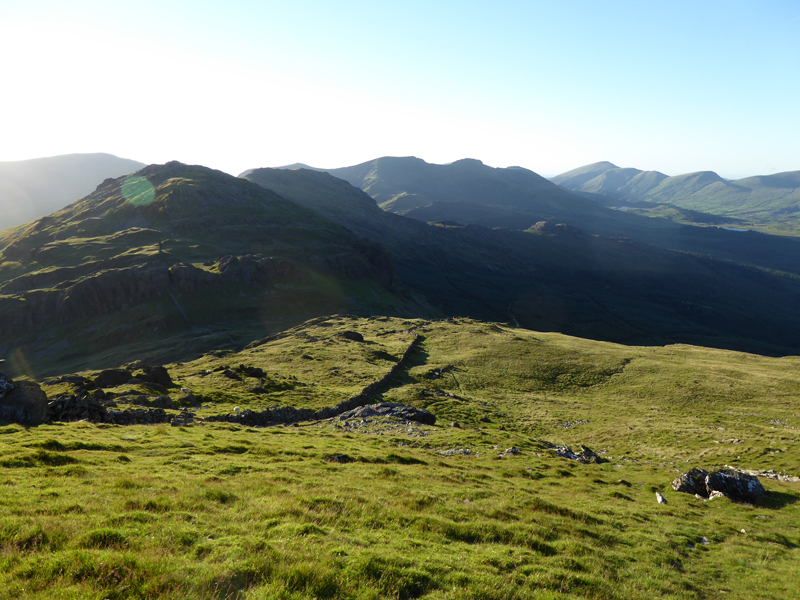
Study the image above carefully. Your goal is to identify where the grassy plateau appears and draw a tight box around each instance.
[1,316,799,599]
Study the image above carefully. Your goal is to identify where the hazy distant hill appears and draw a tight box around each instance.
[0,153,145,228]
[552,162,668,202]
[553,162,800,231]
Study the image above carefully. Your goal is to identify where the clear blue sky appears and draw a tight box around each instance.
[1,0,798,178]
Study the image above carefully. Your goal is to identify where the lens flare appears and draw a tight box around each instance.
[121,176,156,206]
[8,348,35,380]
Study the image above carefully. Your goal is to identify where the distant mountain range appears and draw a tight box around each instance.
[5,156,800,376]
[552,161,800,230]
[0,153,145,229]
[267,156,800,277]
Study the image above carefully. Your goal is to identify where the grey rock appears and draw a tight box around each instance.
[706,468,765,502]
[0,379,48,425]
[554,444,602,464]
[0,370,15,399]
[671,467,710,496]
[672,467,765,503]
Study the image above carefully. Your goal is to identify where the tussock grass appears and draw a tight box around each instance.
[2,317,799,598]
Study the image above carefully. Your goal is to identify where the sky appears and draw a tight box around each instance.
[1,0,799,179]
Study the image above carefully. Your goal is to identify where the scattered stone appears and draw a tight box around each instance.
[479,416,492,423]
[438,448,471,456]
[0,379,48,425]
[552,444,603,464]
[94,369,133,389]
[728,467,800,483]
[560,420,590,429]
[500,447,520,458]
[341,331,364,342]
[700,537,710,546]
[450,422,460,428]
[92,389,107,401]
[656,491,667,504]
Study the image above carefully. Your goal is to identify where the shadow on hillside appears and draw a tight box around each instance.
[758,490,799,510]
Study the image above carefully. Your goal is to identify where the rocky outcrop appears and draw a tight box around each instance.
[548,443,603,464]
[672,467,766,502]
[0,379,48,425]
[337,403,435,425]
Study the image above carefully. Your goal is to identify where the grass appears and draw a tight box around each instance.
[3,316,800,599]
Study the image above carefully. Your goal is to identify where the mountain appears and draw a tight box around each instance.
[244,167,800,358]
[553,162,800,232]
[549,160,620,188]
[0,162,425,377]
[551,162,668,203]
[0,153,145,229]
[310,157,800,277]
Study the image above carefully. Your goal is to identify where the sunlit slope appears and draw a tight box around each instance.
[0,153,145,229]
[0,162,426,377]
[5,315,797,600]
[554,162,800,233]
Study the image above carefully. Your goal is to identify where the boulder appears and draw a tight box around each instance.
[0,370,15,399]
[671,467,766,503]
[139,365,172,387]
[671,467,710,496]
[152,395,176,409]
[94,369,133,388]
[0,380,48,425]
[706,468,765,502]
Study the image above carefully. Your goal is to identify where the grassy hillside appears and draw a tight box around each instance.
[2,316,798,599]
[0,153,145,229]
[0,163,429,377]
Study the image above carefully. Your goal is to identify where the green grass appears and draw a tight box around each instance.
[4,316,800,599]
